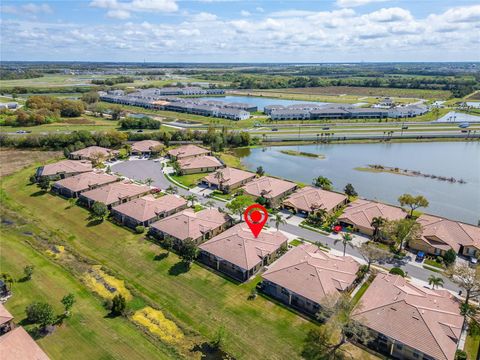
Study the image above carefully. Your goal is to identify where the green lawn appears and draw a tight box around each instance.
[1,166,335,360]
[289,239,304,247]
[170,173,207,188]
[465,328,480,360]
[0,228,175,360]
[351,278,373,306]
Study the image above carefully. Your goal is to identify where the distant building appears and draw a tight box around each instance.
[270,109,310,121]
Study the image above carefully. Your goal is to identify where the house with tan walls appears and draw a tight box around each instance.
[149,208,232,247]
[69,146,117,161]
[130,140,164,156]
[167,144,210,160]
[111,194,187,228]
[352,273,464,360]
[36,160,93,180]
[337,199,407,236]
[241,176,297,208]
[52,172,119,198]
[261,243,359,315]
[283,186,347,217]
[201,167,256,193]
[198,223,288,282]
[79,181,151,209]
[177,156,224,175]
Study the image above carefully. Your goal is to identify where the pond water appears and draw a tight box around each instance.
[234,141,480,224]
[198,95,332,110]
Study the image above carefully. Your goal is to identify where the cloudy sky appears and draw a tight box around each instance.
[1,0,479,62]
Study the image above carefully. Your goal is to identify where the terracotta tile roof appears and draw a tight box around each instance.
[202,167,255,187]
[131,140,163,153]
[0,327,50,360]
[417,214,480,252]
[81,181,151,205]
[112,194,186,222]
[70,146,115,159]
[168,144,210,159]
[283,186,347,213]
[178,156,223,171]
[338,199,407,231]
[352,273,463,360]
[0,303,13,326]
[199,223,288,270]
[53,172,119,193]
[39,160,92,177]
[151,208,231,241]
[263,243,359,304]
[241,176,297,199]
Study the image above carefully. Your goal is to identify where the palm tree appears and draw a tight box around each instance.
[370,217,386,242]
[214,170,225,190]
[335,232,354,256]
[166,185,178,194]
[1,273,14,291]
[186,194,198,207]
[273,213,286,230]
[428,275,444,289]
[204,200,216,209]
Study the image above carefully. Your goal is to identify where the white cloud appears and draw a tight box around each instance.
[90,0,178,19]
[107,9,131,19]
[2,4,479,62]
[256,7,264,13]
[191,12,217,21]
[336,0,390,8]
[22,3,53,14]
[240,10,250,17]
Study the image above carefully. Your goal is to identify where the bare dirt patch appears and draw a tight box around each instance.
[0,148,62,177]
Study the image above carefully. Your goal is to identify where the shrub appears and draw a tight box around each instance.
[436,256,444,264]
[356,265,369,280]
[443,249,457,266]
[389,267,405,277]
[135,226,145,234]
[455,349,467,360]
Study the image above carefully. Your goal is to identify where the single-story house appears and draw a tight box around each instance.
[337,199,407,236]
[352,273,463,360]
[0,304,14,335]
[262,243,359,315]
[111,194,187,228]
[168,144,210,160]
[201,167,256,193]
[198,223,288,282]
[69,146,117,161]
[130,140,164,156]
[52,172,119,198]
[283,186,348,217]
[79,181,151,209]
[241,176,297,207]
[0,327,50,360]
[36,160,92,180]
[177,156,224,175]
[409,214,480,257]
[149,208,232,247]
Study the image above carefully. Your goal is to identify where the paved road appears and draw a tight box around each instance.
[112,158,462,294]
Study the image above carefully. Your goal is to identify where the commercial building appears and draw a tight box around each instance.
[262,243,359,315]
[352,273,463,360]
[198,223,288,281]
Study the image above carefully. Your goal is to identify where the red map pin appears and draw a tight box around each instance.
[244,204,269,238]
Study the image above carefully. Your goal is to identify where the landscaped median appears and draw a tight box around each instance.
[0,165,381,360]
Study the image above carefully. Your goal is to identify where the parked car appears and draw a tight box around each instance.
[322,126,330,130]
[415,251,425,262]
[271,128,278,131]
[470,257,478,267]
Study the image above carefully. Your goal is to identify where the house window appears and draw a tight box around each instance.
[396,343,403,350]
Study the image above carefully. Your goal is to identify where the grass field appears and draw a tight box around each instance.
[0,228,176,360]
[236,86,452,100]
[0,148,62,177]
[170,173,207,188]
[1,165,377,360]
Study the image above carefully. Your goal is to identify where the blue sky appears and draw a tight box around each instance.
[1,0,479,62]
